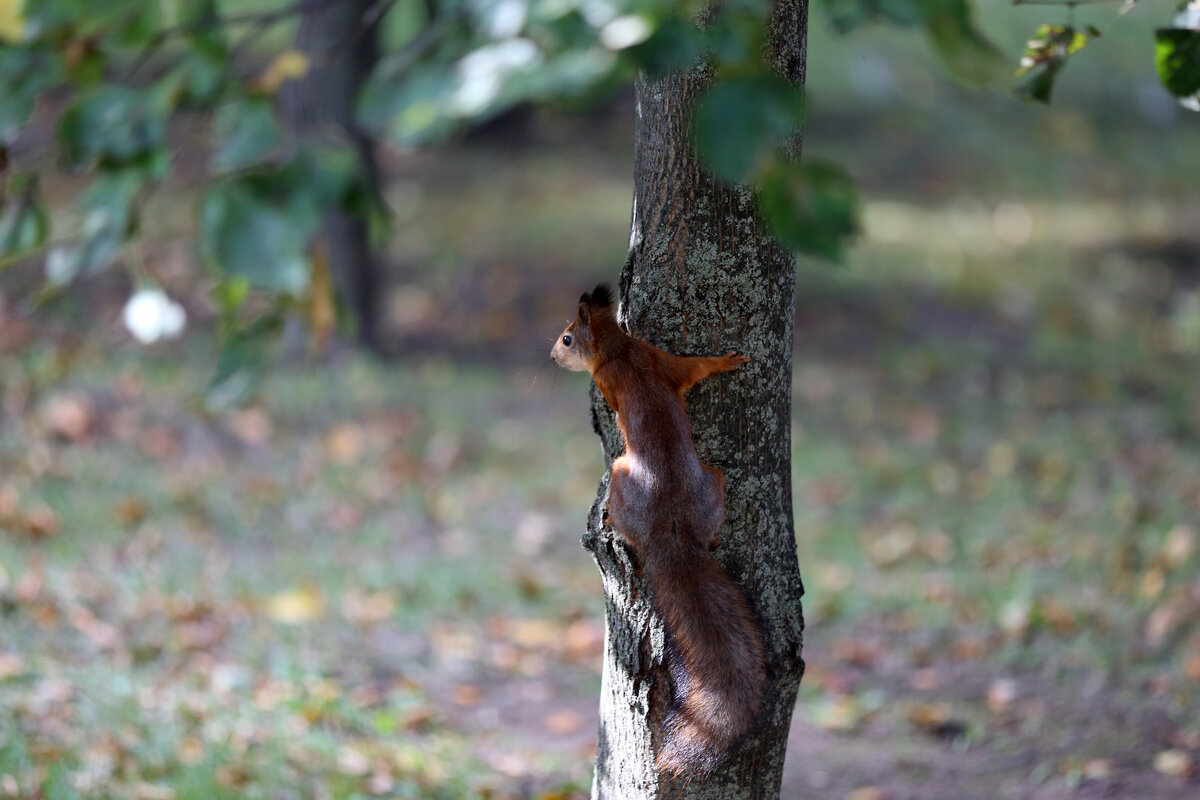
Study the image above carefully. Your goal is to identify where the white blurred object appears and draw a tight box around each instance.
[123,288,186,344]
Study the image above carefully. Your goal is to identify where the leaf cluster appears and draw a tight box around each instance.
[0,0,1041,384]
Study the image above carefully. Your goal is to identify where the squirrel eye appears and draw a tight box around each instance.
[562,334,573,346]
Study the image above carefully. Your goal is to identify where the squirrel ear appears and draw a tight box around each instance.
[578,301,591,325]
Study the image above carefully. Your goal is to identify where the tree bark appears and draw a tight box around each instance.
[585,3,808,798]
[281,0,383,353]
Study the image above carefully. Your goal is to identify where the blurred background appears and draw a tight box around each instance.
[2,0,1200,798]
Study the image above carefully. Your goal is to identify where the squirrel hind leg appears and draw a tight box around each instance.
[682,465,726,550]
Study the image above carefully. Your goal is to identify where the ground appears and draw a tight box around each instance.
[3,7,1200,799]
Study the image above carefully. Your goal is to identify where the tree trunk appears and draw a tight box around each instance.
[585,3,808,798]
[281,0,383,353]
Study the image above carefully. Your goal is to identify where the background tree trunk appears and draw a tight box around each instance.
[281,0,383,353]
[585,3,808,798]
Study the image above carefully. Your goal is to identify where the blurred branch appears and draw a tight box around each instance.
[320,0,404,67]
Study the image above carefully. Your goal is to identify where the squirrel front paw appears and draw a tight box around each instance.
[724,350,751,367]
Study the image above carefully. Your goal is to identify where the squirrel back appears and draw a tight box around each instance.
[553,285,765,777]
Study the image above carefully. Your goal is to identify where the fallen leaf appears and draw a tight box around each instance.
[544,709,583,734]
[910,667,941,691]
[1185,650,1200,682]
[0,653,26,680]
[115,495,147,526]
[847,788,887,800]
[227,408,273,446]
[811,694,861,732]
[0,483,17,517]
[867,524,918,568]
[367,765,394,796]
[42,391,93,440]
[1163,525,1196,568]
[326,423,366,465]
[906,408,940,445]
[987,441,1017,477]
[216,765,252,789]
[986,678,1018,713]
[1141,567,1166,600]
[999,596,1032,639]
[138,425,181,460]
[564,618,604,661]
[69,604,122,649]
[20,502,59,538]
[832,638,882,668]
[134,782,175,800]
[907,702,967,739]
[14,567,42,602]
[451,684,482,707]
[337,744,372,776]
[921,530,955,563]
[510,618,562,649]
[906,701,953,728]
[401,706,437,732]
[266,587,324,624]
[1153,749,1192,777]
[1146,602,1179,648]
[178,736,205,765]
[342,589,395,625]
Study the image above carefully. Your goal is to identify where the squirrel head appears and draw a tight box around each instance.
[551,284,615,372]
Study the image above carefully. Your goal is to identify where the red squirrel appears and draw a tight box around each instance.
[551,284,766,777]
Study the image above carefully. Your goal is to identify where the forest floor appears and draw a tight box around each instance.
[4,27,1200,799]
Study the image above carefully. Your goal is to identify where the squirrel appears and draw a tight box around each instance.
[551,284,766,777]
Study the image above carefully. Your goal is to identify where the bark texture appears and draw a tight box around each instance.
[585,3,808,798]
[281,0,383,352]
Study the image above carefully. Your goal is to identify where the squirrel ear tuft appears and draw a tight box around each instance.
[578,301,591,325]
[590,284,614,308]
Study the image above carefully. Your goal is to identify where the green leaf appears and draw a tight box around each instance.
[629,18,701,76]
[57,85,169,170]
[198,144,360,295]
[1015,24,1096,104]
[704,4,769,65]
[820,0,924,34]
[213,98,282,172]
[821,0,1004,85]
[24,0,161,44]
[210,276,251,319]
[207,314,282,411]
[200,178,317,294]
[0,176,50,258]
[758,161,859,261]
[359,68,459,146]
[1156,28,1200,100]
[0,46,62,143]
[693,75,804,184]
[44,171,142,285]
[920,0,1007,87]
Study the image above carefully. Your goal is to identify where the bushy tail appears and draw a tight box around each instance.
[648,551,766,777]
